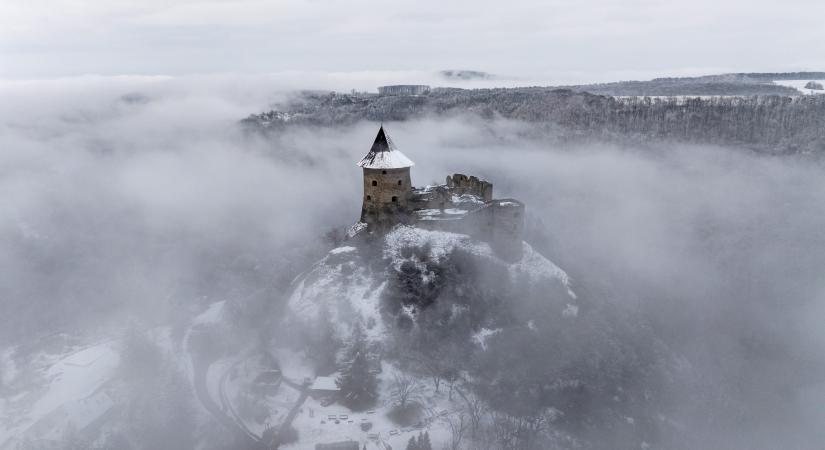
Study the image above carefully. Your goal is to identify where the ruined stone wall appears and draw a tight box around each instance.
[361,167,412,226]
[446,174,493,202]
[489,200,525,261]
[408,185,452,211]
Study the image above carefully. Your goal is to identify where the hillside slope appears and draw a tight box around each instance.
[286,226,577,341]
[243,87,825,155]
[281,225,686,449]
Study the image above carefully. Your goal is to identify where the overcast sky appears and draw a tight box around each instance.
[0,0,823,84]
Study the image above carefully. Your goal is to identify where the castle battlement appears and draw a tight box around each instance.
[355,126,525,261]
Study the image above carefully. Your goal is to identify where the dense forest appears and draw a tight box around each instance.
[561,72,811,96]
[244,88,825,155]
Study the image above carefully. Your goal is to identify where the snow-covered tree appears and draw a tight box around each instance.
[336,322,378,410]
[418,431,432,450]
[404,431,432,450]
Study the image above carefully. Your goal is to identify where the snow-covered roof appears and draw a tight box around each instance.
[357,126,414,169]
[310,376,340,391]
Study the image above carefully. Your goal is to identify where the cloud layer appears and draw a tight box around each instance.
[1,0,823,80]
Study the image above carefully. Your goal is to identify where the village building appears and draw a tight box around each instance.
[356,126,525,261]
[309,376,340,399]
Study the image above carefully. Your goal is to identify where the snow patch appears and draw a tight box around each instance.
[772,79,825,95]
[0,342,120,447]
[472,328,502,351]
[347,222,368,238]
[330,246,357,255]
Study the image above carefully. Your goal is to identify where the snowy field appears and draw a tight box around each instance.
[0,342,120,448]
[772,79,825,95]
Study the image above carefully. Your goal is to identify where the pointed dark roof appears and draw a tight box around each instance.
[357,126,414,169]
[370,126,393,153]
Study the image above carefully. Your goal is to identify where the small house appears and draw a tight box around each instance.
[309,376,340,399]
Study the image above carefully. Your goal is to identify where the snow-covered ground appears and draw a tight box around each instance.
[215,343,461,449]
[284,362,456,450]
[772,79,825,95]
[0,342,120,448]
[287,244,389,341]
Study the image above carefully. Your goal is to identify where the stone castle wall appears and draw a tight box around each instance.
[487,200,525,261]
[446,174,493,202]
[360,169,524,260]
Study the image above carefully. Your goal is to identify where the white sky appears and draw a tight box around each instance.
[0,0,823,84]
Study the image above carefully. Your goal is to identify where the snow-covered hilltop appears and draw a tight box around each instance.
[275,225,587,449]
[286,226,576,343]
[274,217,676,450]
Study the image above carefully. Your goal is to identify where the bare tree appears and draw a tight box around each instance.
[455,388,487,437]
[405,341,463,395]
[446,412,468,450]
[388,372,426,408]
[486,409,555,450]
[408,353,445,393]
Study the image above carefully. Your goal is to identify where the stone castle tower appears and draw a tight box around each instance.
[357,126,415,226]
[354,125,525,261]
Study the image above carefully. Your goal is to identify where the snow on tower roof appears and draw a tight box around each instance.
[357,126,415,169]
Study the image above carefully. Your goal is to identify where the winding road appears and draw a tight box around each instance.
[187,327,266,449]
[187,326,311,449]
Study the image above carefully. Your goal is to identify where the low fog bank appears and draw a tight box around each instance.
[385,119,825,447]
[1,77,824,448]
[0,76,374,341]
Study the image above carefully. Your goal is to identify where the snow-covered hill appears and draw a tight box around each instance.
[286,226,577,341]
